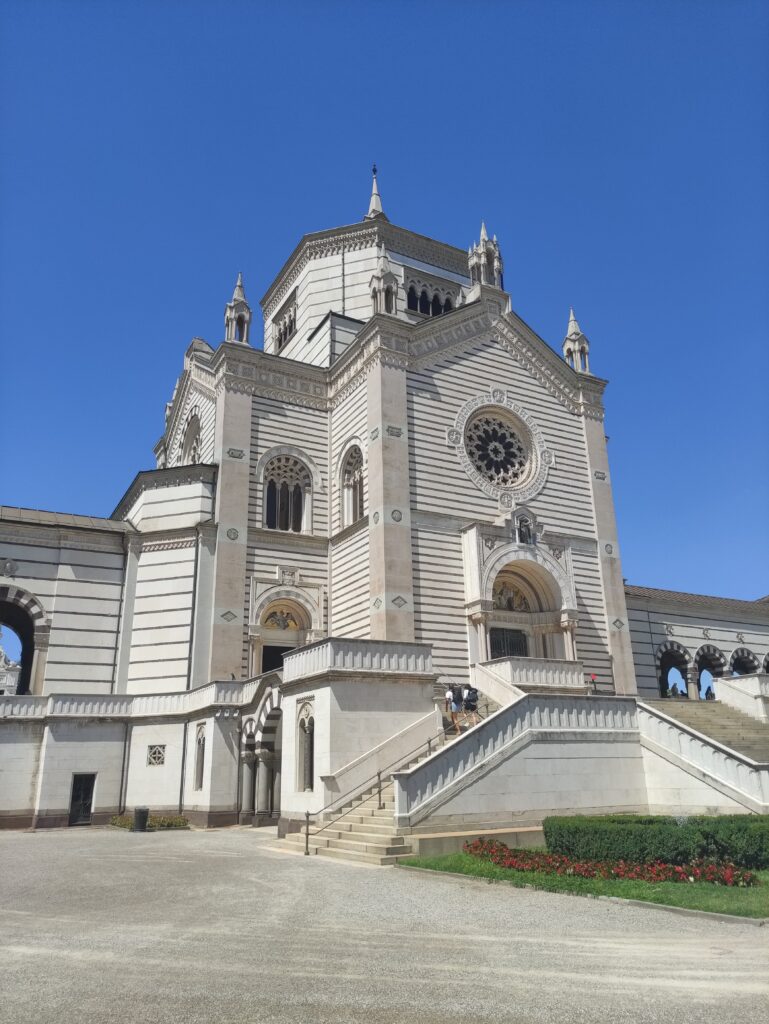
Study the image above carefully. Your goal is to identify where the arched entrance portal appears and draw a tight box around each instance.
[481,559,575,663]
[656,641,691,698]
[249,596,312,676]
[694,644,727,700]
[0,585,49,694]
[240,685,283,826]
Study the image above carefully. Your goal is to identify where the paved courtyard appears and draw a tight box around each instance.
[0,828,767,1024]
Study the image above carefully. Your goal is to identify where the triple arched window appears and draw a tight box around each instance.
[341,446,364,527]
[264,455,312,533]
[407,285,453,316]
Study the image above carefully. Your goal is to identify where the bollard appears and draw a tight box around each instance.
[304,810,310,856]
[133,806,149,832]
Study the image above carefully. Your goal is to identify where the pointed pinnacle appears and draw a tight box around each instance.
[480,221,488,242]
[567,307,582,338]
[232,272,245,302]
[365,165,387,220]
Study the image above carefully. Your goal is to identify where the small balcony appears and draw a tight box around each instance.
[480,655,586,692]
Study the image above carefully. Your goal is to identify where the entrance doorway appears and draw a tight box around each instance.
[490,628,529,659]
[68,773,96,826]
[262,645,294,673]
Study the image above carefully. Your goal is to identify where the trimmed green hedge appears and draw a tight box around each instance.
[110,814,189,830]
[542,815,769,869]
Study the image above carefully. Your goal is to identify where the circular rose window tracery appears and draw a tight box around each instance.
[465,414,528,487]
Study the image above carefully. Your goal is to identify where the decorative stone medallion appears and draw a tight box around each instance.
[446,391,553,504]
[226,528,239,540]
[391,509,402,522]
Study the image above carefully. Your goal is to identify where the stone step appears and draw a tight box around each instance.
[285,832,407,856]
[313,846,407,867]
[285,826,405,846]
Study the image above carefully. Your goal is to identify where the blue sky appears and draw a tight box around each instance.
[1,0,767,642]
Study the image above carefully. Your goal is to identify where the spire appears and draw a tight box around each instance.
[365,164,388,221]
[566,307,582,339]
[232,272,245,303]
[224,272,252,344]
[562,308,591,373]
[480,221,488,242]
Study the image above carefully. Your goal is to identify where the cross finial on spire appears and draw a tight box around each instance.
[365,164,388,221]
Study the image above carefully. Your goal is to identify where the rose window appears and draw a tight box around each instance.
[465,415,528,486]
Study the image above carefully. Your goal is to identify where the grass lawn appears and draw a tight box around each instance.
[398,853,769,919]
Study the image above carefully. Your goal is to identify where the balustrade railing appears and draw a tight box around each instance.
[393,693,637,825]
[282,637,433,683]
[481,655,585,690]
[637,702,769,811]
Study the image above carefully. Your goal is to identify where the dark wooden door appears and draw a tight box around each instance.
[68,773,96,826]
[489,628,529,660]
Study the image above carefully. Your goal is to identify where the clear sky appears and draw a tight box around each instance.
[1,0,768,628]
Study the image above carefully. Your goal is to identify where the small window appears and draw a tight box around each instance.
[194,726,205,790]
[341,446,364,526]
[419,290,430,315]
[431,293,442,316]
[147,744,166,766]
[407,286,418,311]
[384,286,394,314]
[443,296,453,313]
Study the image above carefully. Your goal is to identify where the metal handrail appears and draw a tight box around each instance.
[302,701,492,854]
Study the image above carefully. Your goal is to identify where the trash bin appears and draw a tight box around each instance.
[133,806,149,832]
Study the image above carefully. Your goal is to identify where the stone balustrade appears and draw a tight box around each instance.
[393,693,637,825]
[0,671,278,723]
[713,673,769,724]
[481,655,585,690]
[320,706,442,814]
[637,702,769,812]
[282,637,433,684]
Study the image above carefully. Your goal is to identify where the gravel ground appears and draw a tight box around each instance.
[0,827,767,1024]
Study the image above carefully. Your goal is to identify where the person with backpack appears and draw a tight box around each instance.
[464,685,479,726]
[449,685,464,735]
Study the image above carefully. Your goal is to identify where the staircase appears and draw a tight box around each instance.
[644,700,769,761]
[282,733,453,865]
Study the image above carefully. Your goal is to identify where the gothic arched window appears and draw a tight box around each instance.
[181,414,202,466]
[407,286,418,311]
[384,286,394,314]
[342,446,364,526]
[431,293,442,316]
[194,724,206,790]
[443,296,453,313]
[419,290,430,315]
[264,455,312,533]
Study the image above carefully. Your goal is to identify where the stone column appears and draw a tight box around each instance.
[208,372,252,681]
[239,751,256,824]
[366,339,415,641]
[255,752,272,820]
[686,668,700,701]
[581,404,638,694]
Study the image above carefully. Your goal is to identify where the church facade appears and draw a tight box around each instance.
[1,175,768,835]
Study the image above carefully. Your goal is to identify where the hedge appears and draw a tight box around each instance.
[542,815,769,869]
[110,814,189,830]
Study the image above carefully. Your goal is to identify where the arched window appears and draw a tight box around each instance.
[431,293,442,316]
[371,290,379,314]
[342,446,364,526]
[236,315,245,342]
[407,286,418,311]
[181,414,202,465]
[443,296,453,313]
[263,455,312,533]
[419,290,430,315]
[384,286,394,314]
[194,724,206,790]
[298,703,314,792]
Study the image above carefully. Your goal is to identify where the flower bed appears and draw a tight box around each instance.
[110,814,189,830]
[463,838,757,887]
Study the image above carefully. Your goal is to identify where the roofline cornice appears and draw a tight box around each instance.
[111,464,218,521]
[260,220,470,318]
